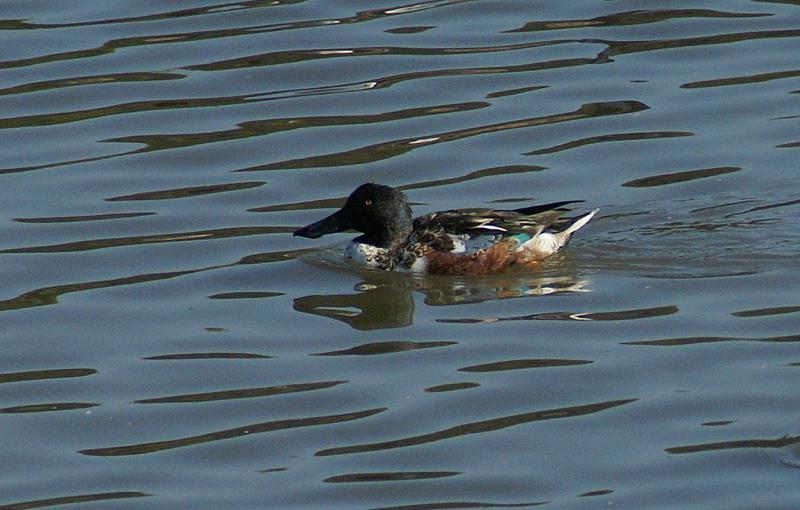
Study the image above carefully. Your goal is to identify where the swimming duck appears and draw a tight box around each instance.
[294,183,598,275]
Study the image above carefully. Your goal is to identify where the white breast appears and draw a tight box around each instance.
[344,242,389,268]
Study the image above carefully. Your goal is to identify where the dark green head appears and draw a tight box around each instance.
[294,183,414,248]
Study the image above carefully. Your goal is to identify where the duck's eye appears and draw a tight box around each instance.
[364,199,372,206]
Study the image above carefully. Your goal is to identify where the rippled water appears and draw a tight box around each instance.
[2,1,799,509]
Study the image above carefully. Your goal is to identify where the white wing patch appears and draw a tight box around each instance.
[473,220,507,232]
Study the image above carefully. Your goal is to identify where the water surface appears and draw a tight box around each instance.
[1,1,799,509]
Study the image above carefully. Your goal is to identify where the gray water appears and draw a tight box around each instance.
[1,1,799,509]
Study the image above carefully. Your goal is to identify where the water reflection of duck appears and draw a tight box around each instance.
[293,283,414,330]
[293,273,591,330]
[294,183,598,275]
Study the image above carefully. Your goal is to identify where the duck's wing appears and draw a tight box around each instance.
[414,201,582,236]
[510,200,583,216]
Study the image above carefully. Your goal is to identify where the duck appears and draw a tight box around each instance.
[294,183,598,275]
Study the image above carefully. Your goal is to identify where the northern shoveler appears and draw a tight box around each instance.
[294,183,598,275]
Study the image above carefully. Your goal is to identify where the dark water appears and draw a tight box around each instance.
[2,1,799,508]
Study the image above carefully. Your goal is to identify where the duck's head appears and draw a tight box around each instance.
[294,183,414,248]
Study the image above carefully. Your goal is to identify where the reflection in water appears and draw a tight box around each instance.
[252,164,547,213]
[732,305,800,318]
[486,84,549,98]
[259,467,288,474]
[399,164,547,192]
[323,471,461,483]
[0,492,151,509]
[579,490,614,498]
[0,95,484,176]
[209,291,284,299]
[371,499,548,509]
[526,131,693,156]
[425,382,480,393]
[681,69,800,89]
[423,275,591,305]
[0,402,99,414]
[0,268,203,311]
[0,368,96,384]
[106,181,264,201]
[0,71,182,97]
[294,266,594,329]
[590,28,800,63]
[81,407,386,457]
[144,352,273,360]
[666,435,800,455]
[439,305,677,325]
[0,1,304,29]
[723,198,800,219]
[294,284,415,330]
[622,333,800,346]
[134,380,346,404]
[622,167,740,188]
[459,359,593,372]
[316,399,636,456]
[0,1,466,70]
[1,10,795,177]
[0,243,314,313]
[314,341,456,356]
[505,9,770,33]
[109,101,489,154]
[190,40,564,71]
[13,212,155,223]
[0,226,289,253]
[242,100,647,171]
[702,420,734,427]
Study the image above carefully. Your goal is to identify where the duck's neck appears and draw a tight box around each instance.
[358,224,411,250]
[360,209,413,250]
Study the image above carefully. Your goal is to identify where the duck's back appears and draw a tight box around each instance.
[397,201,596,275]
[413,200,580,237]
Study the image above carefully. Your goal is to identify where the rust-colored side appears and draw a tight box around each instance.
[424,238,541,275]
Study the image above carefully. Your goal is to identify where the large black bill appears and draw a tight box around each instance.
[294,209,351,239]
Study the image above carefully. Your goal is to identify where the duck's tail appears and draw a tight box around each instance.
[560,208,599,238]
[518,208,599,258]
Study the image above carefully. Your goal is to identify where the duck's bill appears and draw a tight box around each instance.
[294,209,351,239]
